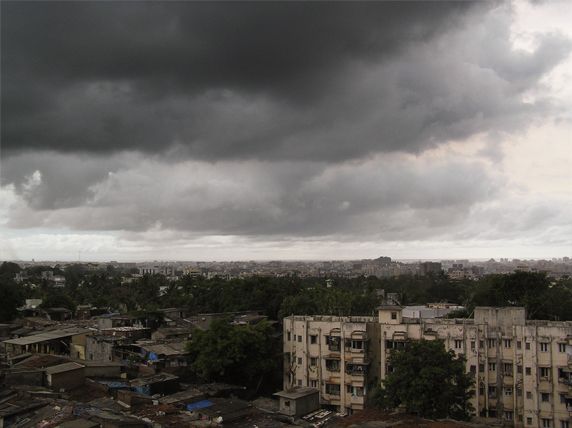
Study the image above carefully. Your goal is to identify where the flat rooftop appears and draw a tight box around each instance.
[274,387,319,399]
[45,361,84,375]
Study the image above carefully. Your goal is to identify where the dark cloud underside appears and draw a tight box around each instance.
[2,1,486,158]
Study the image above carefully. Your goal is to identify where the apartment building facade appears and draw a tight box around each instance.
[283,306,572,427]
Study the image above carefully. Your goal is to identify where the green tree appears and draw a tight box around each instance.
[186,319,280,393]
[0,278,25,321]
[373,339,474,420]
[40,291,77,311]
[0,261,21,280]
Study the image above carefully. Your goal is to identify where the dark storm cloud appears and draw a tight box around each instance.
[2,1,571,245]
[2,1,491,158]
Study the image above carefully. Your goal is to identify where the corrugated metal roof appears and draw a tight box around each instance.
[140,343,185,356]
[2,328,90,346]
[45,362,84,375]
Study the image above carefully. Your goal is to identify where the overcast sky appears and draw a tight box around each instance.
[1,0,571,262]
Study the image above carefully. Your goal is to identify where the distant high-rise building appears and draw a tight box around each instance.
[419,261,442,276]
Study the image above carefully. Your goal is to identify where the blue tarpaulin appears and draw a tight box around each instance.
[186,400,214,411]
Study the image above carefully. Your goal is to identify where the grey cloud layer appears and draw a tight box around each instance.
[5,2,568,162]
[4,153,500,240]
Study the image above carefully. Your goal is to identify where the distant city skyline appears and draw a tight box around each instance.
[6,255,571,264]
[1,1,571,261]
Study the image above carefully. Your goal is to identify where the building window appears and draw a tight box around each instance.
[297,379,302,386]
[526,391,532,399]
[503,362,513,375]
[488,385,497,398]
[517,364,523,374]
[326,336,341,352]
[325,383,340,396]
[470,365,476,374]
[517,340,522,349]
[310,380,317,388]
[297,335,302,342]
[540,342,549,352]
[504,339,512,348]
[504,411,513,421]
[310,357,317,367]
[558,343,566,353]
[525,367,532,375]
[561,421,570,428]
[297,357,302,365]
[504,387,513,396]
[540,367,551,378]
[542,419,551,428]
[516,387,522,396]
[386,340,406,350]
[454,339,463,349]
[541,393,550,403]
[488,339,496,348]
[479,363,485,372]
[526,342,531,350]
[560,393,568,404]
[479,385,484,395]
[310,335,317,344]
[287,331,291,341]
[391,312,397,320]
[284,400,290,407]
[479,340,484,349]
[470,341,475,350]
[351,340,365,350]
[488,362,496,371]
[527,417,533,425]
[325,359,340,372]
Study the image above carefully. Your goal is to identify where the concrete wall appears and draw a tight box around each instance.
[83,364,121,378]
[72,334,87,360]
[85,336,114,361]
[474,307,526,328]
[47,367,85,391]
[288,393,320,418]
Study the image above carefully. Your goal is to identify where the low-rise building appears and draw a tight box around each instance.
[274,387,320,418]
[45,362,85,391]
[2,327,90,358]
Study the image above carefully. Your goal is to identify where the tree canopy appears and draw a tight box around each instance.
[186,319,281,393]
[0,279,24,322]
[373,339,474,420]
[2,261,571,322]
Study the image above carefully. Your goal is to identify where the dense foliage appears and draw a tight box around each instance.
[186,319,281,393]
[0,260,571,322]
[0,262,25,321]
[372,339,474,420]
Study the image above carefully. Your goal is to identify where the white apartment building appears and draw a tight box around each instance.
[283,306,572,427]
